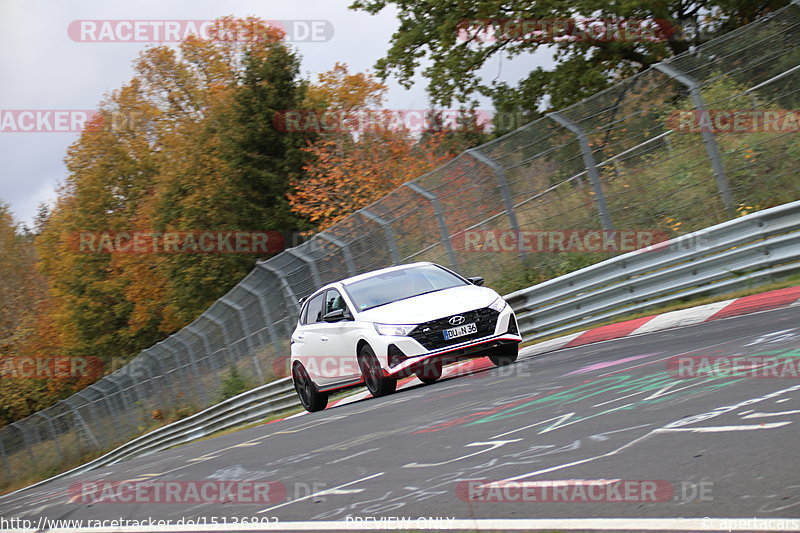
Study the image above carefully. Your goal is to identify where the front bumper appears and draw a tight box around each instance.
[384,331,522,378]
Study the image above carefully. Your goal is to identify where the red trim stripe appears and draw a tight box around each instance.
[706,285,800,321]
[564,315,656,348]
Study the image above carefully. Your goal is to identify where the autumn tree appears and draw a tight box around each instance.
[305,61,388,113]
[289,125,454,230]
[0,203,68,424]
[36,17,315,369]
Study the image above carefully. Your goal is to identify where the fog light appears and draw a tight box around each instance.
[387,344,407,367]
[507,315,519,335]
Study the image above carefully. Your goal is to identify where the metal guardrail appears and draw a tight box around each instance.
[1,378,297,498]
[506,200,800,341]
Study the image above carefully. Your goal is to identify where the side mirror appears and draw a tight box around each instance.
[467,276,485,286]
[323,309,347,322]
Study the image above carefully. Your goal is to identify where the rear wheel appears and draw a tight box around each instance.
[292,362,328,412]
[415,359,443,384]
[489,343,519,367]
[358,344,397,397]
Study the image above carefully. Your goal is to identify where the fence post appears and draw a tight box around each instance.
[239,281,282,355]
[136,361,162,411]
[140,350,175,406]
[0,433,12,479]
[220,297,265,384]
[105,374,133,413]
[34,412,62,458]
[161,341,202,406]
[185,324,215,376]
[257,260,302,319]
[466,148,528,260]
[10,422,37,470]
[91,383,121,444]
[654,62,735,214]
[405,182,460,270]
[118,358,145,411]
[359,209,401,265]
[285,247,322,289]
[205,312,238,368]
[547,112,615,230]
[316,232,357,277]
[72,391,102,449]
[172,334,209,405]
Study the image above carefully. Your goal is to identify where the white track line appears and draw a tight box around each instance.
[486,382,800,485]
[257,472,383,513]
[658,421,792,432]
[743,409,800,418]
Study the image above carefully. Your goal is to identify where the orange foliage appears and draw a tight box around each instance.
[289,127,454,230]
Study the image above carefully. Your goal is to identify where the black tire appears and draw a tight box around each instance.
[292,362,328,412]
[358,344,397,397]
[415,359,443,384]
[489,343,519,367]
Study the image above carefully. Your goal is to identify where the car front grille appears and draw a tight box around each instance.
[409,307,500,351]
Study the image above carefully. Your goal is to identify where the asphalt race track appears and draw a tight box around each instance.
[2,306,800,532]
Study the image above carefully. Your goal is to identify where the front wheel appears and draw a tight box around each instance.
[489,343,519,367]
[358,344,397,397]
[292,362,328,412]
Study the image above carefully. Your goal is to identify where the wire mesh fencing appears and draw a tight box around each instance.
[2,3,800,489]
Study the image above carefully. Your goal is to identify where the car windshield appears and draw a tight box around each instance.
[344,264,468,311]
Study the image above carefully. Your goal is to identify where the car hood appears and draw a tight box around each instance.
[355,285,500,324]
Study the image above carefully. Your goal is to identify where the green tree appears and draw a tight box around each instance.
[350,0,791,119]
[149,22,314,323]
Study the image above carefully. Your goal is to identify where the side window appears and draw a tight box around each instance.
[301,301,308,324]
[303,293,325,324]
[324,289,348,316]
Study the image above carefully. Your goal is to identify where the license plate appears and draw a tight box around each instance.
[443,322,477,340]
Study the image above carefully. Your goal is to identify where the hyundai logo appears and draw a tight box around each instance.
[449,315,466,326]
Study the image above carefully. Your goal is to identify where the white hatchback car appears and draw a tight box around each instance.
[290,262,522,412]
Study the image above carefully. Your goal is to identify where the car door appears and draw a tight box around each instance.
[316,288,362,385]
[292,292,326,383]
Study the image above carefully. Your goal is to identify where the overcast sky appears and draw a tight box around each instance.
[0,0,553,226]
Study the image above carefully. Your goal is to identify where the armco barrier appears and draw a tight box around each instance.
[506,201,800,340]
[0,378,297,498]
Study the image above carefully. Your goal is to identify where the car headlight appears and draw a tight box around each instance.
[374,323,417,336]
[488,296,507,312]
